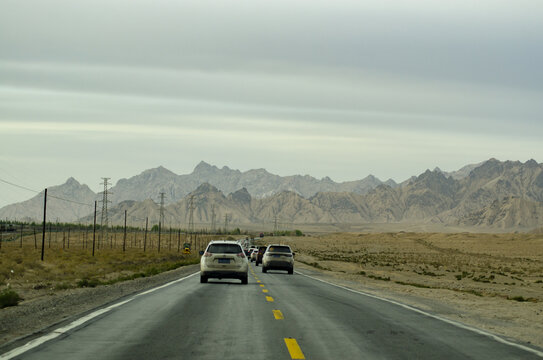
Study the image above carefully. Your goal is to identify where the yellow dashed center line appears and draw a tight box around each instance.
[257,280,261,283]
[262,289,269,293]
[259,284,265,287]
[273,309,284,320]
[284,338,305,359]
[266,296,274,302]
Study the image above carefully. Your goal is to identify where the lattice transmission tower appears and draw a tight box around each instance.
[99,177,112,248]
[188,195,195,235]
[210,204,216,233]
[224,213,230,233]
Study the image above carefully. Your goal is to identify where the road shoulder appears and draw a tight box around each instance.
[0,264,200,350]
[294,261,543,351]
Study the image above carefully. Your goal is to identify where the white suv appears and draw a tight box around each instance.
[262,244,294,274]
[200,240,249,284]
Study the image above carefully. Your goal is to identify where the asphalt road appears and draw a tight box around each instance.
[3,263,542,359]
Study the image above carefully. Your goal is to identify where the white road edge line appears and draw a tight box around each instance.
[296,270,543,358]
[0,271,199,360]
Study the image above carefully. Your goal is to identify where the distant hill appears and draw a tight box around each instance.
[109,161,396,205]
[0,178,97,223]
[2,159,542,232]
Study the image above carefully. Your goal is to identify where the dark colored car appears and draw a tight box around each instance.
[255,246,267,266]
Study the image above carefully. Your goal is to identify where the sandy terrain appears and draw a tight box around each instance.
[2,231,542,352]
[278,232,543,349]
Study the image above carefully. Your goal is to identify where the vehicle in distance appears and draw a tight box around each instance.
[255,246,267,266]
[250,248,258,262]
[262,244,294,274]
[200,240,248,284]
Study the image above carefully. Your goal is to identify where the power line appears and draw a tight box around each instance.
[48,195,94,207]
[0,177,93,207]
[0,178,39,193]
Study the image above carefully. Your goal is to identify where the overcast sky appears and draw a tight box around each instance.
[1,0,542,208]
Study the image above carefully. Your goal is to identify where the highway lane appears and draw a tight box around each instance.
[3,263,542,359]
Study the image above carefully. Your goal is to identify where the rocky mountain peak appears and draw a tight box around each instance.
[193,161,217,173]
[190,183,222,196]
[468,159,504,180]
[140,166,176,179]
[419,168,446,180]
[64,177,81,187]
[321,176,334,183]
[229,187,252,204]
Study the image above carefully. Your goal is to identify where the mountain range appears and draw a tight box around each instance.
[1,159,542,231]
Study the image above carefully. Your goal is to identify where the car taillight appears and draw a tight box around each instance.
[237,252,245,258]
[204,252,212,257]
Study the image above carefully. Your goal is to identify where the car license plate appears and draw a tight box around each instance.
[218,258,230,264]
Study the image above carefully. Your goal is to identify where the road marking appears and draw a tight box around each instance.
[260,284,265,287]
[284,338,305,359]
[0,272,199,360]
[296,270,543,358]
[257,280,261,283]
[273,309,284,320]
[262,289,269,293]
[266,296,274,302]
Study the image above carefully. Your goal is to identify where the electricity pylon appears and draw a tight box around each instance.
[188,195,195,235]
[210,204,216,233]
[99,177,112,248]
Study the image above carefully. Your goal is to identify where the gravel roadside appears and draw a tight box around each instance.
[293,261,543,352]
[0,264,200,351]
[3,260,542,356]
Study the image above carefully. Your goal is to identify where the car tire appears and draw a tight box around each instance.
[200,275,208,283]
[288,268,294,275]
[262,266,267,273]
[255,262,259,267]
[241,275,248,285]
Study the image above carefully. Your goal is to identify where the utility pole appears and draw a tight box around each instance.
[158,192,166,253]
[144,217,148,252]
[92,201,97,257]
[123,209,127,252]
[99,177,112,249]
[41,188,47,261]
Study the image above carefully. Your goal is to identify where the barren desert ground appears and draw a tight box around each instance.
[279,232,543,348]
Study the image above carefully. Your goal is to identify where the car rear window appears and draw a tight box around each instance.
[207,244,242,254]
[267,246,291,253]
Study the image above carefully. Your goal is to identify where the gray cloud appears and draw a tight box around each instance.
[1,0,542,208]
[2,0,542,87]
